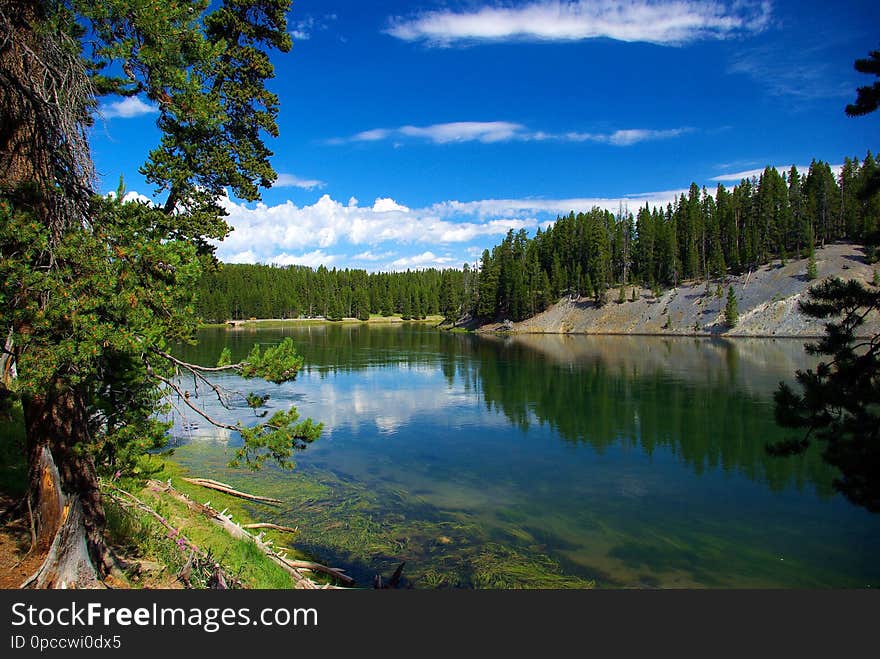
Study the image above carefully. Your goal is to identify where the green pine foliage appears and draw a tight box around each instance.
[807,246,819,281]
[401,153,875,324]
[191,152,878,330]
[724,286,739,328]
[0,0,323,486]
[772,277,880,511]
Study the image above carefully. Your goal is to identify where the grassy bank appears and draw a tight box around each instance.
[0,407,325,589]
[104,456,320,589]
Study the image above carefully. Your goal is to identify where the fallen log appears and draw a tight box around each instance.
[242,523,299,534]
[104,486,237,589]
[181,478,283,505]
[282,559,351,584]
[147,480,352,587]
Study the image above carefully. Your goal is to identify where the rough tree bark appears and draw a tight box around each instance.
[2,0,109,587]
[20,389,111,588]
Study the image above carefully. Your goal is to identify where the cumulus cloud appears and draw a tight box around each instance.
[214,193,541,262]
[106,190,155,206]
[211,189,687,267]
[226,248,341,268]
[372,198,411,213]
[428,190,688,220]
[386,0,773,47]
[353,250,396,261]
[710,163,842,183]
[388,251,457,269]
[274,173,326,190]
[99,96,158,119]
[331,121,692,146]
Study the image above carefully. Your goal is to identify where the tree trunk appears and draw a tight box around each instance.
[21,389,111,588]
[2,1,107,588]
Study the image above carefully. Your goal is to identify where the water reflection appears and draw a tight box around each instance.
[167,325,879,588]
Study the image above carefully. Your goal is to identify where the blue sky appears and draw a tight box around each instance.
[90,0,880,271]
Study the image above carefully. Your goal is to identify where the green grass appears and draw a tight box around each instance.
[104,456,323,589]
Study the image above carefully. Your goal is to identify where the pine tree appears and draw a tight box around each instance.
[357,286,371,322]
[477,249,499,319]
[772,278,880,511]
[807,245,818,281]
[724,286,739,327]
[0,0,316,587]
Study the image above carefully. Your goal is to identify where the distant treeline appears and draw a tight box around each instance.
[197,266,444,322]
[198,154,879,323]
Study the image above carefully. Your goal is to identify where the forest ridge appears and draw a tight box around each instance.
[198,154,878,324]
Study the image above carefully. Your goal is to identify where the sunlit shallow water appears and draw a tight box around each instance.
[167,325,880,588]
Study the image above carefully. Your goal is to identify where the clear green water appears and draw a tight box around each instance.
[167,325,880,588]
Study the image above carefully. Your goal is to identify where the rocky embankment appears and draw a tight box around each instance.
[477,243,879,338]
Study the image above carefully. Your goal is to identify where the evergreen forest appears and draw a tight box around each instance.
[199,154,879,324]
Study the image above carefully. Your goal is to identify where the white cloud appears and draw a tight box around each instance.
[274,173,326,190]
[388,251,457,270]
[99,96,158,119]
[226,248,341,268]
[710,164,843,183]
[565,127,693,146]
[428,190,687,220]
[352,128,392,142]
[353,250,396,261]
[211,189,686,266]
[214,193,541,261]
[122,191,153,205]
[332,121,692,146]
[372,198,411,213]
[399,121,526,144]
[290,14,337,41]
[386,0,772,46]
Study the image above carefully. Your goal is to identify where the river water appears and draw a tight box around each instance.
[168,324,880,588]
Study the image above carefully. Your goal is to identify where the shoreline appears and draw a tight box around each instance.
[208,315,444,329]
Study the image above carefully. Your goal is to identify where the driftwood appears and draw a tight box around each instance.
[242,522,298,534]
[104,486,236,589]
[282,559,353,584]
[181,478,283,505]
[147,480,352,588]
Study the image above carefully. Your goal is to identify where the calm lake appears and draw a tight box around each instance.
[169,324,880,588]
